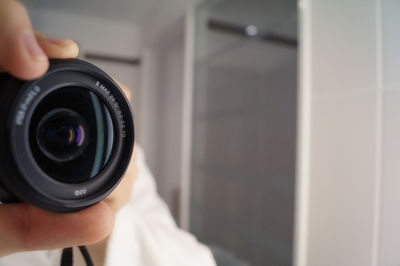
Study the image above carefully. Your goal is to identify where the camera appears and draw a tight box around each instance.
[0,59,134,212]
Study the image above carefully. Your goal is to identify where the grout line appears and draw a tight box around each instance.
[372,0,383,265]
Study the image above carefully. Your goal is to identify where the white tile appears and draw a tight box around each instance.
[311,0,377,92]
[306,91,377,266]
[379,91,400,266]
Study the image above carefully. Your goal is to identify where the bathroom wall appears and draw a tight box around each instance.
[295,0,400,265]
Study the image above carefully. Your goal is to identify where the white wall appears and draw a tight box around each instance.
[295,0,400,265]
[139,19,186,220]
[28,8,141,57]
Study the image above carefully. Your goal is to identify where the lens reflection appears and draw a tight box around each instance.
[37,108,89,163]
[29,87,115,184]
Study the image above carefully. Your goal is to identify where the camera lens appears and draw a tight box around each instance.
[37,108,89,163]
[0,59,134,212]
[29,86,116,184]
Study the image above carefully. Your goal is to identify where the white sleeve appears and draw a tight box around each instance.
[104,145,216,266]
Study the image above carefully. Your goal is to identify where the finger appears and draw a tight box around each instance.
[104,153,137,213]
[114,79,132,101]
[35,32,79,59]
[0,202,114,257]
[0,0,48,80]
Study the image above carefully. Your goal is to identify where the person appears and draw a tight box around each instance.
[0,1,216,265]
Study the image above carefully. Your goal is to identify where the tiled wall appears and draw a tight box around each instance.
[295,0,400,265]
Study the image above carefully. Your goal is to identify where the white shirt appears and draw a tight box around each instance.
[0,146,216,266]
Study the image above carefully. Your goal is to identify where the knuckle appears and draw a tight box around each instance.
[9,0,28,15]
[1,0,27,17]
[0,0,30,37]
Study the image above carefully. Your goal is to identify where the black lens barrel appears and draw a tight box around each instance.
[0,59,134,212]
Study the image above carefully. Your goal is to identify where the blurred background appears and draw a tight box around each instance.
[21,0,400,266]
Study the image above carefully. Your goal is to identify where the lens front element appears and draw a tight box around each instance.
[37,108,89,163]
[29,86,115,184]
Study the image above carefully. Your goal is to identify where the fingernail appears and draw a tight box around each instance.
[22,29,47,61]
[42,35,73,46]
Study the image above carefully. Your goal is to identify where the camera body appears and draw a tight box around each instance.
[0,59,134,212]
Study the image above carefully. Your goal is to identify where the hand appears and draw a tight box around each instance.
[0,0,114,258]
[85,147,137,266]
[0,0,79,79]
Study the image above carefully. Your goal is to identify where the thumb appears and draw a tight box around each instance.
[0,202,114,257]
[0,0,49,80]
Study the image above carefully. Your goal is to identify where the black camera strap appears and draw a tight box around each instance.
[61,246,94,266]
[60,248,72,266]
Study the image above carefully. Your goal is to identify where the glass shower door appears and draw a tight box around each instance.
[189,0,298,265]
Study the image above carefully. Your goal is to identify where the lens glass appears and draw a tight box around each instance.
[37,108,89,162]
[29,86,115,184]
